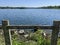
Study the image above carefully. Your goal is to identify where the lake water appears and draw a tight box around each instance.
[0,9,60,25]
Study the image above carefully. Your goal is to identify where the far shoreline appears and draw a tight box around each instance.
[0,6,60,9]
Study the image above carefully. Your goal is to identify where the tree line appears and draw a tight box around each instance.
[0,6,60,9]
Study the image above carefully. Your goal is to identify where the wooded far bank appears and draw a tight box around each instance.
[0,6,60,9]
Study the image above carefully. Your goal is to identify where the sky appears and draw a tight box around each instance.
[0,0,60,7]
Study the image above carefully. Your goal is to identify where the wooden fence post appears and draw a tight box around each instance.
[2,20,12,45]
[51,21,60,45]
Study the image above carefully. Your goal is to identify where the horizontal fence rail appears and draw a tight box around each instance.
[7,25,53,29]
[0,20,60,45]
[0,25,53,29]
[0,25,2,29]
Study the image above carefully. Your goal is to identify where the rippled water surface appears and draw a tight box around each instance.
[0,9,60,25]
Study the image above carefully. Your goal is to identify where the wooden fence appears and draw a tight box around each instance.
[0,20,60,45]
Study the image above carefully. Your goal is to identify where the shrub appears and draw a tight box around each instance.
[12,29,50,45]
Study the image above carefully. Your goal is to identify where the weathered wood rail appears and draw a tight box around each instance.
[0,20,60,45]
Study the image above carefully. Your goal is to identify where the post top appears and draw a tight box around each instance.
[53,20,60,23]
[54,20,60,22]
[2,20,9,22]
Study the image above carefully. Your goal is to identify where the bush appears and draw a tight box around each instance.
[12,29,50,45]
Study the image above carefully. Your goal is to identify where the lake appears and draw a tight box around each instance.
[0,9,60,25]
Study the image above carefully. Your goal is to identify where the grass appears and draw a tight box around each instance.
[0,31,5,45]
[57,38,60,45]
[0,30,60,45]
